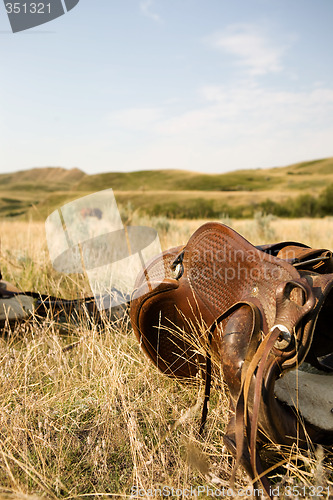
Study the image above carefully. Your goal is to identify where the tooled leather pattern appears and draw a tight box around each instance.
[181,223,302,332]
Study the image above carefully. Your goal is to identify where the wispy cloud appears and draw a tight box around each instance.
[107,86,333,138]
[140,0,161,22]
[104,83,333,171]
[206,24,286,75]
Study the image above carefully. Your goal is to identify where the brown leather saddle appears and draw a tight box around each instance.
[130,222,333,495]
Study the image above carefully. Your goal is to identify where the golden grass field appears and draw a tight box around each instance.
[0,216,333,499]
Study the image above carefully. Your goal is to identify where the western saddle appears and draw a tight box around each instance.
[130,222,333,496]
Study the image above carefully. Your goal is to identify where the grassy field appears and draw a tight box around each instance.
[1,157,333,220]
[0,217,333,499]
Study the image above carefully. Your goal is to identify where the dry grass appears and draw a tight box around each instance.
[1,217,333,499]
[159,216,333,250]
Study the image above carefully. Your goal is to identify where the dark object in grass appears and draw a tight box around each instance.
[0,275,129,331]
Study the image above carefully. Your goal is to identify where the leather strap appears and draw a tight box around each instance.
[234,279,315,495]
[199,324,213,436]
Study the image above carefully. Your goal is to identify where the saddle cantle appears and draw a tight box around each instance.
[130,222,333,496]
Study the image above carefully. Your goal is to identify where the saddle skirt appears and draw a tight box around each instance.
[130,222,333,494]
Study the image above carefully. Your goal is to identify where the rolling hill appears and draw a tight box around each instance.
[0,157,332,219]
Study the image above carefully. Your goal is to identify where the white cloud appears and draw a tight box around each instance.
[140,0,161,22]
[21,84,331,174]
[207,24,286,75]
[102,83,333,172]
[199,84,333,129]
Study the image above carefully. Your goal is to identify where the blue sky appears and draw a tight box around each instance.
[1,0,332,174]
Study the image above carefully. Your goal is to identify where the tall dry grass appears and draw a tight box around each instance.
[0,217,333,499]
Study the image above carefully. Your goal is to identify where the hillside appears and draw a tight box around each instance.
[0,167,86,217]
[0,158,333,219]
[0,167,85,191]
[75,157,333,192]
